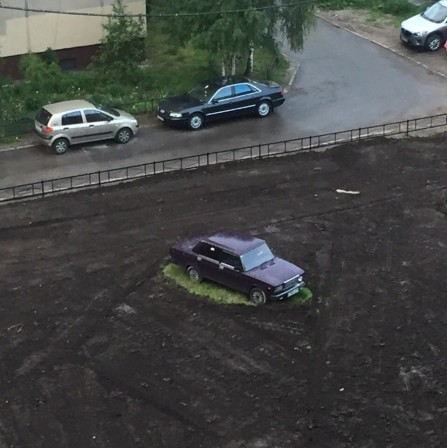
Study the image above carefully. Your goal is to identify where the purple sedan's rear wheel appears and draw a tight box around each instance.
[187,266,202,282]
[249,287,267,306]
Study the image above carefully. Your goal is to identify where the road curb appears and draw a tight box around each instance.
[315,13,447,81]
[0,143,35,153]
[281,52,301,88]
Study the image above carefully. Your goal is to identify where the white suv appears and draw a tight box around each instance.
[400,0,447,51]
[34,100,139,155]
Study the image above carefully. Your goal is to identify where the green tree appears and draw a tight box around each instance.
[41,47,59,66]
[19,53,62,92]
[151,0,314,76]
[93,0,147,81]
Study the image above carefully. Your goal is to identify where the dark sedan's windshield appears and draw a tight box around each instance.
[188,82,219,102]
[240,243,274,271]
[422,2,447,23]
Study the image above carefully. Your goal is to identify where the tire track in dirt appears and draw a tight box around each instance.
[12,258,163,377]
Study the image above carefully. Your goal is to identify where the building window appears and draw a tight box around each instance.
[60,58,77,71]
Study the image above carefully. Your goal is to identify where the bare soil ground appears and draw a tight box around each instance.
[1,133,446,447]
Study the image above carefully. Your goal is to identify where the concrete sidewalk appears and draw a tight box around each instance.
[316,8,447,80]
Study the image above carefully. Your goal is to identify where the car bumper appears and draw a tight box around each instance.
[33,130,53,147]
[271,280,305,300]
[400,31,426,48]
[156,111,188,128]
[272,97,285,108]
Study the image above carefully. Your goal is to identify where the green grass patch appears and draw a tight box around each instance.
[163,263,313,307]
[163,263,253,306]
[288,286,313,306]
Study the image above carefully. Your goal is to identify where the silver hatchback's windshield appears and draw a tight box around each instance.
[188,83,219,102]
[240,243,274,271]
[422,2,447,23]
[100,106,120,117]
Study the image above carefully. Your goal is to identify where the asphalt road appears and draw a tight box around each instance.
[1,19,447,188]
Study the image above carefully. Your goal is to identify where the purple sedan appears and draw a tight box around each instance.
[169,229,305,305]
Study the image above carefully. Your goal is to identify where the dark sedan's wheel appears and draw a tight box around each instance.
[249,287,267,306]
[187,266,202,282]
[52,138,69,155]
[257,101,272,118]
[115,127,133,144]
[426,33,443,51]
[188,113,204,130]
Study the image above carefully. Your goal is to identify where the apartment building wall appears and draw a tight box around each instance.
[0,0,146,78]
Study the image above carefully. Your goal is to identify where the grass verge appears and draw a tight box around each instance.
[317,0,426,23]
[163,263,313,307]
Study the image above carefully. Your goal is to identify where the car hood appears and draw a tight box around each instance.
[246,257,304,287]
[159,94,202,113]
[401,13,443,33]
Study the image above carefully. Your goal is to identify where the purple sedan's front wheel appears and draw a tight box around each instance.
[249,287,267,306]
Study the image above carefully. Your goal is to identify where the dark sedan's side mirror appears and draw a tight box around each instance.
[211,99,218,104]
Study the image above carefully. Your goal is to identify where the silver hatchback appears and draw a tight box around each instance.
[34,100,139,154]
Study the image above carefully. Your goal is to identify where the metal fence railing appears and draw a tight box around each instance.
[1,112,447,203]
[0,117,34,139]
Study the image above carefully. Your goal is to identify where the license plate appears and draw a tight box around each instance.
[287,286,300,298]
[401,35,408,43]
[157,115,164,122]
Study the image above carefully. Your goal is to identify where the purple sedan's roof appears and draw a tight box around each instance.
[204,229,265,256]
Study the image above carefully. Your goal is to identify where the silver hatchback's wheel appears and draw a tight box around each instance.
[52,138,69,155]
[116,127,133,144]
[187,266,202,282]
[257,101,272,118]
[426,33,443,51]
[249,287,267,306]
[188,113,204,130]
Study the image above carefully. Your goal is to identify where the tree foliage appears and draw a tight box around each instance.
[19,53,62,92]
[151,0,314,75]
[93,0,147,81]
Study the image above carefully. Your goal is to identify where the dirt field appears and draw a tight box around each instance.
[1,133,446,447]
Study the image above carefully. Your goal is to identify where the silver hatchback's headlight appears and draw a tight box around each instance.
[169,112,182,118]
[414,31,427,37]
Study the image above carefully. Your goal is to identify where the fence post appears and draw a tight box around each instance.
[41,180,44,197]
[98,171,101,186]
[406,119,409,136]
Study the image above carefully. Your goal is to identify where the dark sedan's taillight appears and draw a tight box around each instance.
[280,87,284,96]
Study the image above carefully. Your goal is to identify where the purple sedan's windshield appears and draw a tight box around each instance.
[240,243,274,271]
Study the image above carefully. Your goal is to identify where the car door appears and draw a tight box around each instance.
[59,110,89,143]
[193,242,222,282]
[202,86,236,120]
[83,109,115,142]
[232,83,260,116]
[216,250,244,292]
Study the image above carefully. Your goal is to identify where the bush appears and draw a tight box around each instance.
[20,53,63,93]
